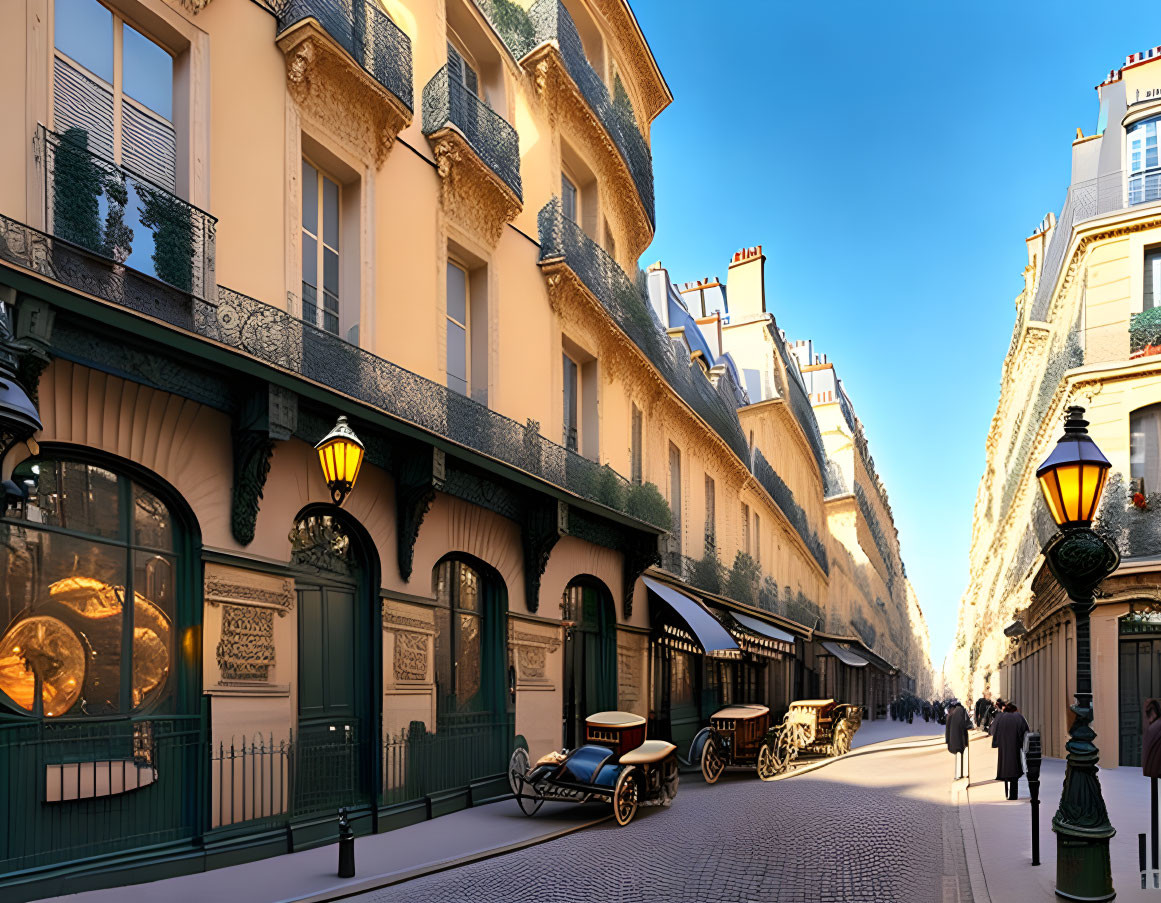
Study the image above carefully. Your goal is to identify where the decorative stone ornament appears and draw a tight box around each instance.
[429,131,522,248]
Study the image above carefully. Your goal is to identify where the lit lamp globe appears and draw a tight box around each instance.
[1035,406,1111,530]
[316,416,364,506]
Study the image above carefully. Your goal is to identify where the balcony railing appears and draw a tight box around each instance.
[474,0,653,227]
[272,0,414,112]
[753,449,829,575]
[0,213,665,532]
[41,126,216,301]
[422,64,522,200]
[852,482,895,588]
[538,199,751,463]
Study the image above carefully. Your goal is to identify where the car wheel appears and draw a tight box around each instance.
[701,737,725,784]
[613,768,640,826]
[757,740,779,781]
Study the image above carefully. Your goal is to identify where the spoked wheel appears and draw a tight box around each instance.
[660,756,680,805]
[700,737,726,784]
[756,740,780,781]
[612,768,640,826]
[832,722,852,757]
[508,748,543,816]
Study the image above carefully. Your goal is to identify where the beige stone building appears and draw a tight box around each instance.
[0,0,932,895]
[950,46,1161,763]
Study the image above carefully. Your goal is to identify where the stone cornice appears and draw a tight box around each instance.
[277,20,412,167]
[524,46,653,261]
[427,128,522,248]
[586,0,672,123]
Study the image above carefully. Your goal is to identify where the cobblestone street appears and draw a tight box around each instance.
[354,735,972,903]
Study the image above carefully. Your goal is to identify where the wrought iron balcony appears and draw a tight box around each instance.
[474,0,654,230]
[752,449,829,575]
[0,213,665,533]
[538,199,750,464]
[422,64,522,201]
[40,126,215,301]
[272,0,413,114]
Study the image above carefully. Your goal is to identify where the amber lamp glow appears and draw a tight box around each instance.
[316,416,364,506]
[1036,405,1110,530]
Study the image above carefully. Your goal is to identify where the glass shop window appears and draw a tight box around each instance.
[0,458,177,718]
[432,558,483,713]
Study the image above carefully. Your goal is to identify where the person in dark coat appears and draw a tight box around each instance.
[1144,698,1161,779]
[992,702,1030,800]
[945,700,970,780]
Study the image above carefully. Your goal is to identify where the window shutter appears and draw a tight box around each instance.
[121,104,176,192]
[52,57,115,160]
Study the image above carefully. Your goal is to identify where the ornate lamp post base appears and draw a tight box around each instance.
[1053,833,1114,901]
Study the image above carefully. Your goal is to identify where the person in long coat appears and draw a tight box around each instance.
[945,700,970,780]
[992,702,1030,800]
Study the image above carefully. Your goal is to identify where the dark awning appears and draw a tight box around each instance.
[732,611,796,646]
[645,577,739,657]
[821,641,868,668]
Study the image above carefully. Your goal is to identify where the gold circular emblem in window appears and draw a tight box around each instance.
[0,615,86,716]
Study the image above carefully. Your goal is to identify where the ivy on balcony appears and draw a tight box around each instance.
[538,199,751,463]
[752,449,829,574]
[1096,471,1161,559]
[1131,306,1161,355]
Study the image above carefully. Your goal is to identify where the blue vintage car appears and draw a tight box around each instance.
[508,711,678,826]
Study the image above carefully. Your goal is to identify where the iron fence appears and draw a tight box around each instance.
[538,199,751,464]
[0,717,202,874]
[270,0,413,112]
[0,213,666,533]
[422,65,522,200]
[516,0,654,226]
[40,126,216,301]
[382,715,513,806]
[212,734,291,828]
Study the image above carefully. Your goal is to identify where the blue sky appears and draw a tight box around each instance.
[634,1,1159,670]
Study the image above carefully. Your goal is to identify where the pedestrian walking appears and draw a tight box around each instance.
[945,700,969,780]
[992,702,1030,800]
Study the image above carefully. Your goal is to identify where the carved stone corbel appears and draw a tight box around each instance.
[522,499,564,614]
[394,443,438,582]
[13,295,54,409]
[231,385,298,546]
[622,532,662,619]
[428,130,522,248]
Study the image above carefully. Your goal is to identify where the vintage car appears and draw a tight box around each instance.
[508,711,678,826]
[689,704,784,783]
[779,698,862,764]
[690,699,862,782]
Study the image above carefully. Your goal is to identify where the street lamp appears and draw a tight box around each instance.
[1036,405,1117,902]
[316,416,364,506]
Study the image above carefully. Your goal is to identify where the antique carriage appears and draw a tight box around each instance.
[689,704,783,783]
[690,699,862,782]
[508,712,678,826]
[779,699,862,763]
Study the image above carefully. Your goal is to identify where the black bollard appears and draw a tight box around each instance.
[337,807,355,878]
[1024,732,1042,867]
[1141,833,1148,890]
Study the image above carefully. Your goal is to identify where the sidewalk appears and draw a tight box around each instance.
[963,729,1157,902]
[851,716,944,750]
[42,800,608,903]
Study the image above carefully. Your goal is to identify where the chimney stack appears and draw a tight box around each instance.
[727,245,766,318]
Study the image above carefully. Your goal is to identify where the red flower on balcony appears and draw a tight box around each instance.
[1133,492,1149,511]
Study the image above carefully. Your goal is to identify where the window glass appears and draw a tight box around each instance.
[1146,247,1161,311]
[446,262,468,324]
[563,354,579,451]
[447,322,467,396]
[302,160,319,234]
[431,559,486,714]
[1129,118,1161,206]
[1131,405,1161,495]
[562,175,578,222]
[630,403,642,483]
[122,22,172,120]
[323,176,340,250]
[55,0,114,82]
[0,458,179,720]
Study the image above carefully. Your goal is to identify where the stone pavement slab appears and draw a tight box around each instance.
[851,716,944,749]
[965,729,1157,902]
[41,800,607,903]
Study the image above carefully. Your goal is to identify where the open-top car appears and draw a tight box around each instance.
[689,704,784,783]
[779,698,862,763]
[508,711,679,826]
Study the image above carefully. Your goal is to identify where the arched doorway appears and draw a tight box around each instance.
[428,555,511,792]
[0,450,202,872]
[1118,608,1161,766]
[291,509,377,817]
[561,577,617,748]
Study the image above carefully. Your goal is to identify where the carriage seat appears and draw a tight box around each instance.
[711,704,769,721]
[619,739,676,765]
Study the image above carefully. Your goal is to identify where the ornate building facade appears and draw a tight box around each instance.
[951,46,1161,763]
[0,0,932,896]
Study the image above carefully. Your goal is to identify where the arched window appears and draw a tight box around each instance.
[0,456,180,718]
[432,556,507,720]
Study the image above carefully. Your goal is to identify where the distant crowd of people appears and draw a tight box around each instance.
[887,692,1032,797]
